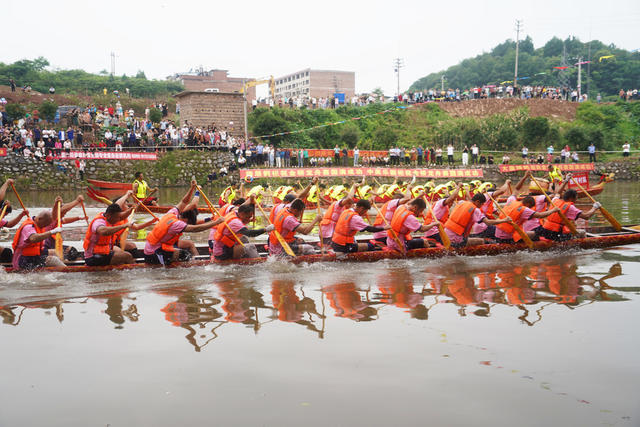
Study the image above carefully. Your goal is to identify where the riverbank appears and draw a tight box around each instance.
[1,150,639,190]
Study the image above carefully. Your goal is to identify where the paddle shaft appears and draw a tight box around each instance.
[197,186,245,248]
[371,200,406,255]
[131,195,160,221]
[529,174,579,235]
[317,189,324,253]
[485,193,534,249]
[255,202,296,257]
[9,183,27,212]
[422,196,451,249]
[80,200,89,225]
[570,177,621,231]
[0,204,7,224]
[55,201,63,259]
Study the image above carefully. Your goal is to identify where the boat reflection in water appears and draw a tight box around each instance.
[1,256,632,352]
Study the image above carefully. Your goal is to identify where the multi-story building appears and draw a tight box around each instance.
[169,69,256,102]
[274,69,355,102]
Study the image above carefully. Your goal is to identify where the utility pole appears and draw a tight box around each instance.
[441,75,446,92]
[393,58,404,97]
[110,52,116,76]
[514,19,522,88]
[576,57,583,98]
[242,79,248,143]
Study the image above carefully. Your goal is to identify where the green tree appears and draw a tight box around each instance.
[5,103,26,120]
[148,107,162,124]
[522,117,550,144]
[251,111,289,146]
[39,100,58,122]
[339,123,361,147]
[373,127,398,148]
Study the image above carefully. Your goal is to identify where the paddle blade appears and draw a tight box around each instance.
[275,231,296,257]
[514,224,534,249]
[437,223,451,249]
[600,207,622,231]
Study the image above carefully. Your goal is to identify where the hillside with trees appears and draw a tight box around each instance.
[409,36,640,98]
[0,57,183,98]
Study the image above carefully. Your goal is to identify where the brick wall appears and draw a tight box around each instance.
[309,71,355,99]
[180,75,256,102]
[175,92,246,136]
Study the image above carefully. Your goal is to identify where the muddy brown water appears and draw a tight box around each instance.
[0,182,639,426]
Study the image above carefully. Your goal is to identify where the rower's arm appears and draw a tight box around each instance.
[238,227,266,237]
[493,180,511,198]
[554,175,571,197]
[531,207,559,219]
[514,171,531,192]
[96,223,131,236]
[115,191,133,209]
[132,181,139,194]
[444,184,463,207]
[177,182,197,212]
[296,177,318,201]
[5,210,28,228]
[184,217,223,233]
[418,221,439,232]
[62,216,84,224]
[577,205,599,220]
[27,229,59,244]
[361,225,387,233]
[60,195,84,217]
[0,179,13,202]
[295,215,321,234]
[482,216,511,226]
[131,218,157,231]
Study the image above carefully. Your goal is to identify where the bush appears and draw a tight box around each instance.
[564,126,589,151]
[39,100,58,122]
[339,123,361,147]
[522,116,550,144]
[148,107,162,124]
[373,127,398,148]
[5,103,26,120]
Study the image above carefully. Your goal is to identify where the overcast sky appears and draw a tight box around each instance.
[4,0,640,97]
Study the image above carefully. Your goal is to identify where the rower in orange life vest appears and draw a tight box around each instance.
[444,193,512,247]
[40,194,89,261]
[269,198,322,256]
[144,180,224,265]
[11,196,66,271]
[331,199,389,253]
[0,185,29,263]
[211,201,273,261]
[386,198,440,252]
[371,184,414,245]
[493,195,559,244]
[469,180,511,239]
[538,187,600,241]
[83,203,137,266]
[423,182,463,245]
[269,177,318,224]
[319,182,358,245]
[108,190,157,256]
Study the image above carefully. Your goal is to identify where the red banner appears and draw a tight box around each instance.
[499,163,594,173]
[54,151,158,161]
[567,172,590,188]
[0,147,6,157]
[285,149,388,158]
[240,167,484,179]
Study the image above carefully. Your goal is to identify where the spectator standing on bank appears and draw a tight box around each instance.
[623,141,631,158]
[588,143,596,162]
[522,146,529,163]
[461,146,469,166]
[447,143,454,166]
[417,146,423,166]
[334,145,340,165]
[471,144,479,164]
[435,147,443,165]
[353,146,359,166]
[342,147,348,166]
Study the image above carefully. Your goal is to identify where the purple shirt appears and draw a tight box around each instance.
[144,208,187,254]
[269,214,300,255]
[470,192,493,235]
[424,199,448,237]
[523,195,547,232]
[212,217,245,256]
[386,211,421,251]
[320,199,346,239]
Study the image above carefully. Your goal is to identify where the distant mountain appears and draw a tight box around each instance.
[409,36,640,97]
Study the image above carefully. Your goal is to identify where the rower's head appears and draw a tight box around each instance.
[283,193,296,204]
[521,196,535,208]
[562,189,578,202]
[0,200,12,214]
[547,165,554,172]
[236,204,255,223]
[354,199,371,216]
[289,199,306,216]
[181,208,199,225]
[232,198,246,206]
[471,193,487,208]
[34,210,53,228]
[407,198,426,216]
[104,203,123,224]
[135,171,143,180]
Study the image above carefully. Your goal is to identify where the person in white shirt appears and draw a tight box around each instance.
[623,142,631,157]
[447,144,454,166]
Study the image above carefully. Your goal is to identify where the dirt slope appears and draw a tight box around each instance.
[434,98,578,121]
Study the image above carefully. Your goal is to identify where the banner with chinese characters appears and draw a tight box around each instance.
[498,163,594,173]
[0,148,6,157]
[54,151,158,161]
[240,167,484,180]
[567,172,590,188]
[284,149,388,157]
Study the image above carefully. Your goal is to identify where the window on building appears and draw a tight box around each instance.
[306,71,309,76]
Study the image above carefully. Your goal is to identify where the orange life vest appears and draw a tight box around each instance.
[213,212,242,247]
[541,199,573,232]
[389,205,413,241]
[269,203,282,224]
[444,201,476,236]
[12,217,44,256]
[147,212,183,252]
[483,200,496,219]
[320,201,339,226]
[373,201,391,227]
[269,208,297,246]
[83,214,115,255]
[496,201,526,240]
[424,201,449,224]
[113,219,128,245]
[332,210,358,245]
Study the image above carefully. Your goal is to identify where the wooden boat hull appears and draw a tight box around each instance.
[6,229,640,274]
[87,179,133,191]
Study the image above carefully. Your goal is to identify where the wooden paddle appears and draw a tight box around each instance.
[371,200,406,255]
[485,192,534,249]
[119,209,135,250]
[130,194,160,221]
[422,195,451,249]
[255,202,296,257]
[0,204,7,225]
[79,200,90,225]
[570,177,622,231]
[55,200,64,259]
[9,183,27,212]
[197,185,246,249]
[317,189,324,254]
[529,174,579,235]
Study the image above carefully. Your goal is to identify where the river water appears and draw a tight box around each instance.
[0,182,639,426]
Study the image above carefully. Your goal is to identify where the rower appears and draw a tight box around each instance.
[372,185,414,245]
[306,181,326,206]
[246,185,266,205]
[331,200,389,253]
[469,180,510,239]
[218,183,238,207]
[211,204,274,261]
[423,183,462,244]
[0,199,29,263]
[144,182,223,265]
[132,172,158,206]
[386,198,439,252]
[11,197,65,271]
[319,182,358,245]
[0,178,13,208]
[83,203,136,266]
[522,172,570,236]
[444,193,512,247]
[41,195,89,261]
[269,198,322,256]
[538,189,600,241]
[111,190,157,255]
[270,177,318,223]
[548,165,563,192]
[493,196,559,244]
